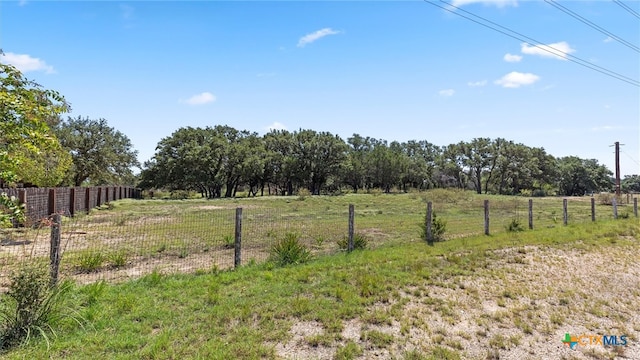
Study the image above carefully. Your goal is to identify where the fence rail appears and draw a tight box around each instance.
[0,195,636,287]
[0,186,141,225]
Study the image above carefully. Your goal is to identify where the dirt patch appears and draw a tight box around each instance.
[273,240,640,359]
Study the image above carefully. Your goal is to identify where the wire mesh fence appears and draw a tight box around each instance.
[0,194,636,287]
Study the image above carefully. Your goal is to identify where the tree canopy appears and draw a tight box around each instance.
[54,116,140,186]
[0,57,70,185]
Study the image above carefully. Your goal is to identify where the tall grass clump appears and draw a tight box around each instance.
[337,233,369,251]
[269,232,311,266]
[0,264,71,351]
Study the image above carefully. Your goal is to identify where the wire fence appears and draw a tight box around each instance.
[0,195,637,287]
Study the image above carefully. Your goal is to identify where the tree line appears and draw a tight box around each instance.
[138,125,622,197]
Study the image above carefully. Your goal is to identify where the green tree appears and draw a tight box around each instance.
[54,117,139,186]
[621,175,640,193]
[0,57,70,185]
[557,156,613,196]
[140,126,226,198]
[292,130,348,195]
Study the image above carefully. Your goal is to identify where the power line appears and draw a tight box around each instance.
[544,0,639,53]
[423,0,640,87]
[613,0,640,20]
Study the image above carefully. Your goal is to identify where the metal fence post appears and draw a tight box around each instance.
[426,202,433,244]
[348,204,354,252]
[563,199,568,226]
[234,208,242,268]
[528,199,533,230]
[591,197,596,222]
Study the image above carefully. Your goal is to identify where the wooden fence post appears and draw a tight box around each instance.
[48,188,56,215]
[97,187,102,207]
[528,199,533,230]
[612,197,618,219]
[591,197,596,222]
[634,198,638,218]
[348,204,355,252]
[484,200,490,235]
[563,199,568,226]
[49,213,62,288]
[18,189,27,215]
[426,202,433,244]
[69,188,76,217]
[234,208,242,268]
[85,187,91,214]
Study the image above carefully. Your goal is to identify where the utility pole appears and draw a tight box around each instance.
[611,141,622,197]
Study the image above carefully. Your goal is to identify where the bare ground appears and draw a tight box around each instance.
[274,239,640,360]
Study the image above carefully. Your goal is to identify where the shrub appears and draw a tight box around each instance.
[297,188,311,201]
[269,233,311,266]
[337,233,369,251]
[506,218,525,232]
[420,211,447,244]
[76,252,106,273]
[532,189,547,197]
[0,264,70,350]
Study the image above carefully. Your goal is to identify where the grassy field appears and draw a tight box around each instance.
[0,190,633,285]
[0,191,638,359]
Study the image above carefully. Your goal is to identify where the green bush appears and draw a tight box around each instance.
[269,233,311,266]
[0,264,70,350]
[420,211,447,244]
[337,233,369,251]
[506,218,525,232]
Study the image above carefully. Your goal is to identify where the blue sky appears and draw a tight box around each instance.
[2,0,639,176]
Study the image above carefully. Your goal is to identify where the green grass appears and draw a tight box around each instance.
[1,214,637,359]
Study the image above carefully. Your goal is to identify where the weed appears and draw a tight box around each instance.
[337,232,369,251]
[431,345,462,359]
[334,340,362,360]
[0,264,74,350]
[361,330,393,348]
[222,235,235,249]
[76,252,106,273]
[269,232,311,266]
[297,188,311,201]
[109,251,128,268]
[506,218,525,232]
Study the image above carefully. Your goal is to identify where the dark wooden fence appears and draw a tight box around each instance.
[0,186,140,224]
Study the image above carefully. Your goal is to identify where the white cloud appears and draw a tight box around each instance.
[503,53,522,63]
[468,80,487,87]
[521,41,575,60]
[182,92,216,105]
[603,37,613,43]
[451,0,517,7]
[494,71,540,88]
[439,89,455,97]
[297,28,340,47]
[0,52,54,73]
[266,122,287,131]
